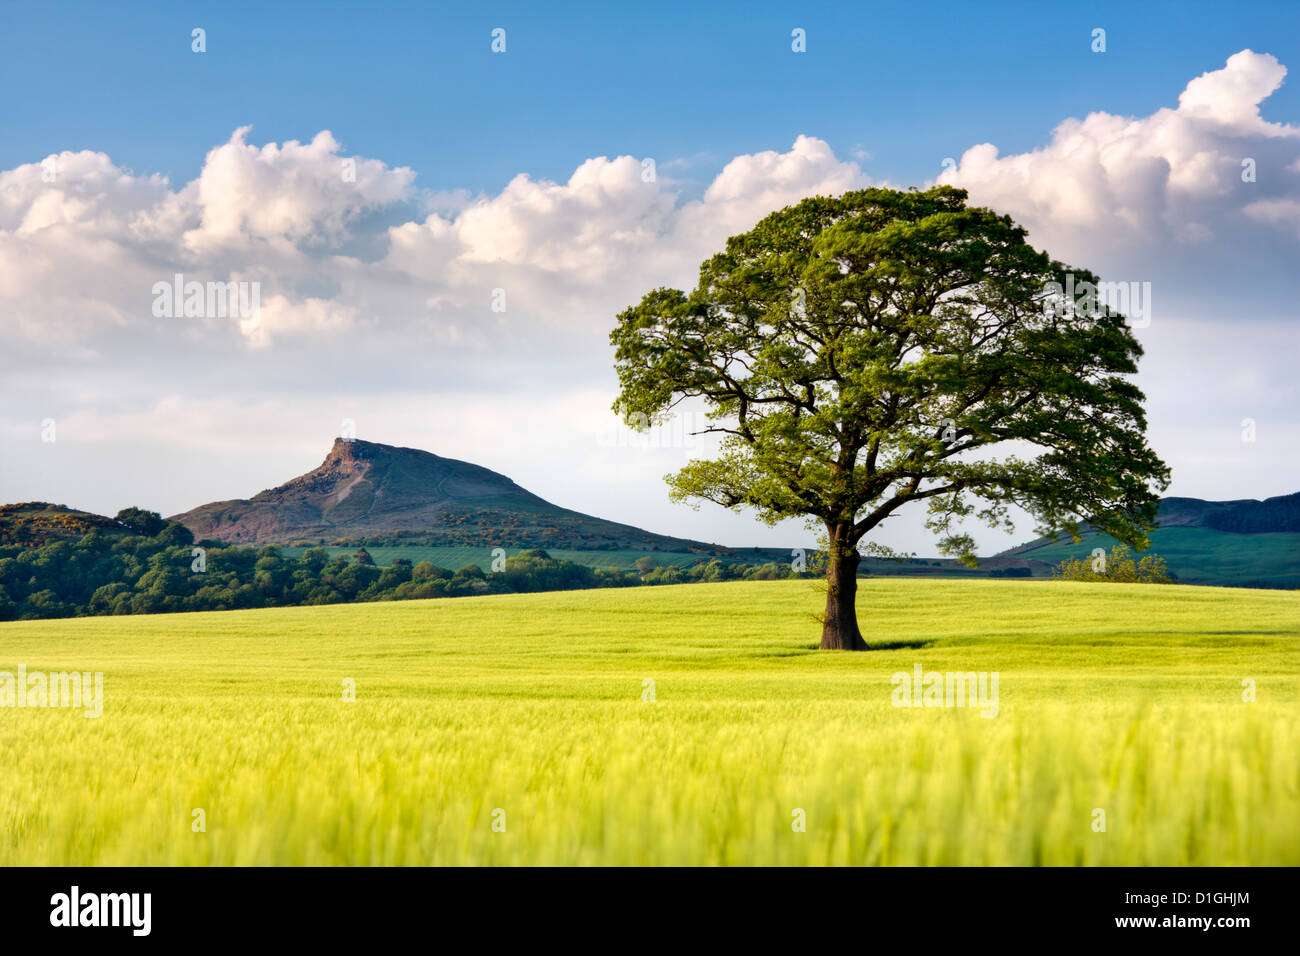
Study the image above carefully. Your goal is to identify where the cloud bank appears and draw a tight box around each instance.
[1,50,1296,552]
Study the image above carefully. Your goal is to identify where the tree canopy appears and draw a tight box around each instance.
[114,507,167,537]
[611,185,1170,649]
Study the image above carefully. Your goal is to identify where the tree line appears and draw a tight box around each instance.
[0,510,807,622]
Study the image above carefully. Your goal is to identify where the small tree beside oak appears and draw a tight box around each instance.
[610,186,1169,650]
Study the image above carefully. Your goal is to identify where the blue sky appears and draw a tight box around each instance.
[1,1,1297,553]
[4,1,1296,195]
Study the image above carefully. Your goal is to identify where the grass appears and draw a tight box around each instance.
[1,578,1296,865]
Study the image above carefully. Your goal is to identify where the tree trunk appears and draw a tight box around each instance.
[820,532,868,650]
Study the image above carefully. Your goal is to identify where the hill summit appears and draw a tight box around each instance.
[1152,492,1300,533]
[170,438,715,551]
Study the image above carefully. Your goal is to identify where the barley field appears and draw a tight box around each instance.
[1,578,1296,865]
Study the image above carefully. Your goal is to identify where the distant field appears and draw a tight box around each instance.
[1011,527,1300,587]
[2,578,1295,865]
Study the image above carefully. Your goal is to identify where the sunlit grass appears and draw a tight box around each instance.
[1,579,1296,865]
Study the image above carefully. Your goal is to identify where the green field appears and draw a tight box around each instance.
[1,579,1297,865]
[1011,527,1300,588]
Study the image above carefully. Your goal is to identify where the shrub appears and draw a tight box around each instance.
[1053,545,1173,584]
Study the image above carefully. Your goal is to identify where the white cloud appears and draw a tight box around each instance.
[243,293,364,347]
[937,50,1300,258]
[1243,197,1300,237]
[382,133,871,319]
[0,127,871,360]
[0,150,173,234]
[692,134,868,220]
[1177,50,1295,136]
[182,127,415,253]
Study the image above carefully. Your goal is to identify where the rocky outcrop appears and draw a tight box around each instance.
[169,438,710,550]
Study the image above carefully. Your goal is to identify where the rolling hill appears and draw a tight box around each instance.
[0,501,127,546]
[170,437,723,552]
[998,492,1300,588]
[7,446,1297,589]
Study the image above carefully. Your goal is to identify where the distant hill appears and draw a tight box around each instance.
[1153,493,1300,533]
[9,464,1297,589]
[170,438,724,552]
[999,492,1300,588]
[0,502,126,546]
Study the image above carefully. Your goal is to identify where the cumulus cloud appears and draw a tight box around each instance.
[183,127,415,252]
[1177,51,1294,135]
[937,50,1300,259]
[0,150,173,234]
[384,133,871,309]
[0,127,869,361]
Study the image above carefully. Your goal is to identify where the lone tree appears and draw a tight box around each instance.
[610,186,1169,650]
